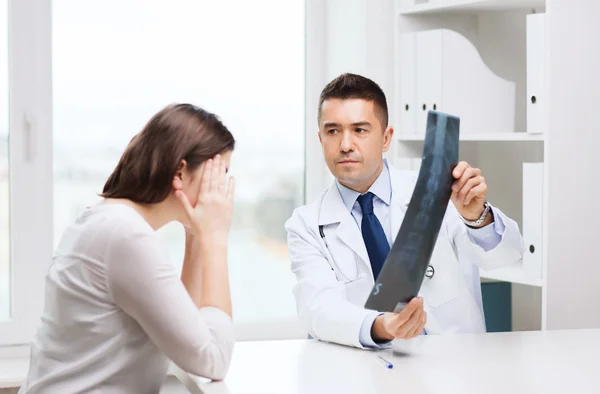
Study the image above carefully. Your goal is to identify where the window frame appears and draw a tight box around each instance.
[0,0,53,346]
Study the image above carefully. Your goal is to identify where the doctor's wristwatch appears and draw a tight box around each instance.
[459,201,492,228]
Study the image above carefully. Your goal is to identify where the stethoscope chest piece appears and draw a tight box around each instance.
[425,265,435,279]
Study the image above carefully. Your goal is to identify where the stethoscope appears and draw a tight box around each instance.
[319,225,365,283]
[319,224,436,282]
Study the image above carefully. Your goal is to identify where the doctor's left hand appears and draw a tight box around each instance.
[451,161,492,225]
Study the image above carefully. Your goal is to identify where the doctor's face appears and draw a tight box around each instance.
[318,98,393,193]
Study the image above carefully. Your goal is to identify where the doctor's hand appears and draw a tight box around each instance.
[451,161,493,227]
[371,297,426,342]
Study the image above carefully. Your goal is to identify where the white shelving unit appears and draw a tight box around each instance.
[398,0,545,15]
[480,263,543,287]
[396,132,545,142]
[391,0,547,331]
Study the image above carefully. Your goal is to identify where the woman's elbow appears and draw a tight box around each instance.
[186,340,235,380]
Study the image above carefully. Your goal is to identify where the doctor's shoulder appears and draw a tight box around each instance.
[389,166,419,195]
[390,165,460,227]
[391,168,419,185]
[283,188,327,239]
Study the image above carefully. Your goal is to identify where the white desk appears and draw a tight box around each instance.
[195,329,600,394]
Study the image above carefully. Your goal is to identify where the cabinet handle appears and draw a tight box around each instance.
[24,111,37,162]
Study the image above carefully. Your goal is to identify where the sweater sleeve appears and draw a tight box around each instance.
[105,228,235,380]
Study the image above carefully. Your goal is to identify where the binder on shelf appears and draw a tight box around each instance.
[522,162,544,279]
[416,30,443,134]
[397,28,515,136]
[526,13,547,135]
[399,32,417,134]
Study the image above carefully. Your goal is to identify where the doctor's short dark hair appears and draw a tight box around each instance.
[318,73,389,129]
[101,103,235,204]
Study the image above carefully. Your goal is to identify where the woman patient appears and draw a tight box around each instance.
[20,103,236,393]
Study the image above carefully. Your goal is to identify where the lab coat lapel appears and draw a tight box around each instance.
[318,181,371,273]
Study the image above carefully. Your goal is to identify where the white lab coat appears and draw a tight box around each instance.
[285,165,525,348]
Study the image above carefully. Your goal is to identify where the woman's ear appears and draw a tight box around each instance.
[173,160,187,190]
[172,177,183,190]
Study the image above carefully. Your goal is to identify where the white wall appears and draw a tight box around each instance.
[545,0,600,329]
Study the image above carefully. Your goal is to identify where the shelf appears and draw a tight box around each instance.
[398,0,545,15]
[397,132,545,142]
[480,263,543,287]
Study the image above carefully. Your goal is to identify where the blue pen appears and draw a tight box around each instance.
[376,355,393,369]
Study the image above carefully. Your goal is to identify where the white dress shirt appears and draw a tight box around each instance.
[335,159,505,348]
[19,203,234,394]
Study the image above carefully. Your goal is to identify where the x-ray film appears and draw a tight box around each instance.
[364,110,459,312]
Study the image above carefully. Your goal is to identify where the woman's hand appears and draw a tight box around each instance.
[175,154,235,243]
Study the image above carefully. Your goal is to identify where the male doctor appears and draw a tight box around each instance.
[285,73,525,349]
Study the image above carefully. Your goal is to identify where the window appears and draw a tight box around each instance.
[0,0,9,321]
[53,1,305,338]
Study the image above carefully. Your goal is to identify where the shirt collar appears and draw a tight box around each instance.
[336,158,392,213]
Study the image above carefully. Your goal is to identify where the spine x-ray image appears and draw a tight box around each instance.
[365,110,459,312]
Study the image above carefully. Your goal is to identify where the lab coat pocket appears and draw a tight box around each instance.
[420,235,461,308]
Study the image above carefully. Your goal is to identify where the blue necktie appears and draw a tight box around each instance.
[357,192,390,280]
